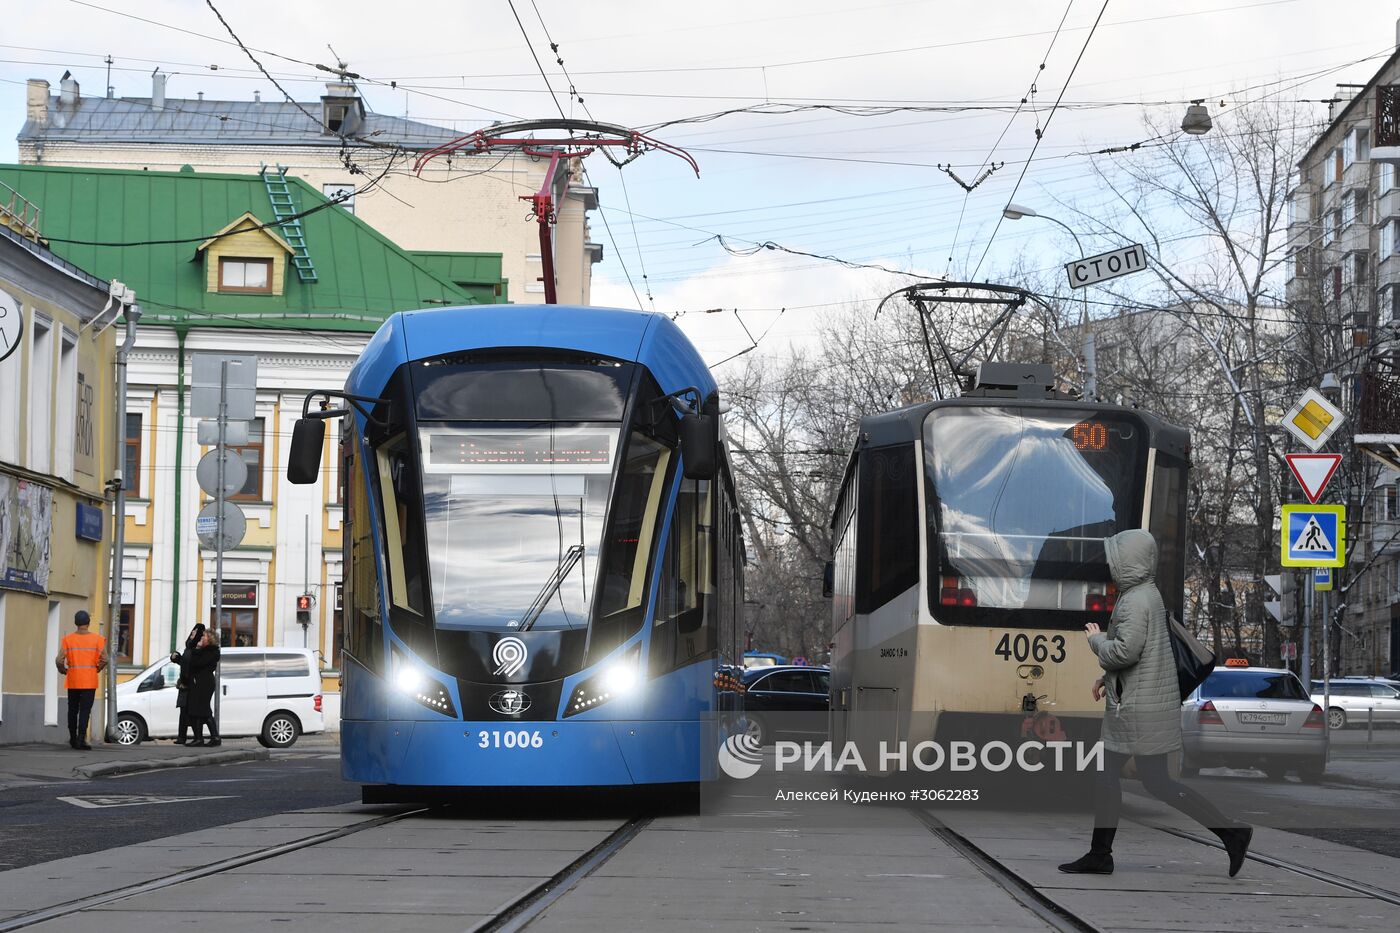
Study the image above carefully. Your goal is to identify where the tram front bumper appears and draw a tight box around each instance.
[342,718,713,787]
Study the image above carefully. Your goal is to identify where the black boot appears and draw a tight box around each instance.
[1059,828,1116,874]
[1214,825,1253,877]
[68,729,79,750]
[77,736,92,750]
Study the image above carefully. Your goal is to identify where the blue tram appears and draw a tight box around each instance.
[287,304,745,793]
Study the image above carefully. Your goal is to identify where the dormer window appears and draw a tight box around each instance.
[219,258,273,293]
[326,103,349,134]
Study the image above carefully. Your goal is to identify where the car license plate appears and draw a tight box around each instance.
[1237,712,1286,725]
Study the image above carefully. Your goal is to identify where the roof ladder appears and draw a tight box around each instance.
[259,164,318,283]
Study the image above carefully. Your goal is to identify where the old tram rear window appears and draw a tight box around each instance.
[924,407,1147,629]
[411,353,635,422]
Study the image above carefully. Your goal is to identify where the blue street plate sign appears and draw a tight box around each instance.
[1280,504,1345,568]
[1314,567,1333,591]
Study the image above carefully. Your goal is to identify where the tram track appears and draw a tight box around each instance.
[0,807,429,932]
[0,807,651,933]
[909,808,1105,933]
[1140,821,1400,908]
[469,816,651,932]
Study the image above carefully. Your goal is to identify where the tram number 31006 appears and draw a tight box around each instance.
[994,633,1066,663]
[478,730,545,749]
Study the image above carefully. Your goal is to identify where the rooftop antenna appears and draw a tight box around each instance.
[104,55,114,98]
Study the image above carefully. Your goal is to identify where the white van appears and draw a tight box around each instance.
[115,647,325,748]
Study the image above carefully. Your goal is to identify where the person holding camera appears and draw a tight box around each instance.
[183,628,222,747]
[169,623,205,745]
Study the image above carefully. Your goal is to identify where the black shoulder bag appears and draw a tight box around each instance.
[1168,614,1216,701]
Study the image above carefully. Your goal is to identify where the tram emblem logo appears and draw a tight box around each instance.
[489,690,532,716]
[492,636,528,677]
[717,732,764,780]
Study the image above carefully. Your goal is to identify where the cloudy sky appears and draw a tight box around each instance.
[1,0,1393,363]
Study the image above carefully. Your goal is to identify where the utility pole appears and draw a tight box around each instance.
[104,292,139,743]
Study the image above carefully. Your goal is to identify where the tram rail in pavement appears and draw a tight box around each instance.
[3,794,1400,930]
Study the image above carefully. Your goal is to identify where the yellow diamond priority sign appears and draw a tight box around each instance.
[1282,388,1344,452]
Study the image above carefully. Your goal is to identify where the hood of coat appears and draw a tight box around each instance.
[1105,529,1157,590]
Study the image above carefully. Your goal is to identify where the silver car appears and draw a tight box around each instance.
[1309,679,1400,729]
[1181,666,1327,782]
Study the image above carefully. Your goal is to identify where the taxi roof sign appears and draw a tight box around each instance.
[1224,658,1250,667]
[1282,388,1344,452]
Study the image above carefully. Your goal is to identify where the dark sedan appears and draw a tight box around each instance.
[741,666,830,744]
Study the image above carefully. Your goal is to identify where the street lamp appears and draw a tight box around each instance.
[1319,371,1342,401]
[1181,100,1213,136]
[1002,204,1097,400]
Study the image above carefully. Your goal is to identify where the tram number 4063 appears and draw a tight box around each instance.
[994,633,1066,663]
[478,730,545,749]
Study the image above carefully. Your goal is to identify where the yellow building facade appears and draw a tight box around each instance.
[0,207,118,744]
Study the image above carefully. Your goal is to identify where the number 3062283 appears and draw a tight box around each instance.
[994,633,1066,663]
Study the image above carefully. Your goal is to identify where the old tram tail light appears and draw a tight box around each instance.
[939,576,977,607]
[1197,700,1224,726]
[1085,583,1118,613]
[1304,704,1325,729]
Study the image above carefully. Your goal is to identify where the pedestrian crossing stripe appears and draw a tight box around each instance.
[1280,504,1345,568]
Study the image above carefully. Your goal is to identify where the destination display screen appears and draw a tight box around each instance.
[426,432,613,469]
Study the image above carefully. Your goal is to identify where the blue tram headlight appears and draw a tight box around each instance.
[390,647,457,717]
[565,645,642,717]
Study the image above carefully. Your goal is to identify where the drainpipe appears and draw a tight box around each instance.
[168,324,189,654]
[104,299,140,742]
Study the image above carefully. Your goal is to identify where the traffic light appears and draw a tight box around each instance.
[296,593,313,629]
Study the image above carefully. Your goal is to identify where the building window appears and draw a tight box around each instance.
[217,258,272,293]
[1383,161,1397,193]
[117,606,133,664]
[1383,222,1395,261]
[332,582,344,669]
[28,315,53,473]
[1324,149,1338,186]
[125,413,142,497]
[1344,127,1368,166]
[231,417,265,500]
[1385,485,1398,521]
[1330,267,1343,303]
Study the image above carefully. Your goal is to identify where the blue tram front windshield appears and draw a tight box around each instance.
[420,424,617,631]
[923,407,1146,621]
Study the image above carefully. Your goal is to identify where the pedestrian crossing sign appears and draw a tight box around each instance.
[1280,504,1345,567]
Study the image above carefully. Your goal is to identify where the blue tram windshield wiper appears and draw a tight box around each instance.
[515,544,586,632]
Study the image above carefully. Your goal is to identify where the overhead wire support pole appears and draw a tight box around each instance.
[104,290,139,743]
[410,119,698,306]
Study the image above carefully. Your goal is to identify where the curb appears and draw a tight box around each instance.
[75,748,270,779]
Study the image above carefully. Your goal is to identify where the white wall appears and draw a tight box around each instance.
[44,601,58,725]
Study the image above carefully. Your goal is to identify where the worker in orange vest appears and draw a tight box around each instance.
[54,610,107,750]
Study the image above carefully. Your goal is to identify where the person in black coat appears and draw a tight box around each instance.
[184,630,222,747]
[169,623,205,745]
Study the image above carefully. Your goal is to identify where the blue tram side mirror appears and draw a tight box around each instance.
[680,413,717,480]
[287,418,326,485]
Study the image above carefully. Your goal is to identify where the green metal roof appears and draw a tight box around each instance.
[409,250,508,304]
[0,163,504,332]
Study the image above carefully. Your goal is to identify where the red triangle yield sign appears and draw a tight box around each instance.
[1286,453,1342,504]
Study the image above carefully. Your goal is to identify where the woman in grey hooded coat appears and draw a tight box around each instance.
[1058,529,1253,877]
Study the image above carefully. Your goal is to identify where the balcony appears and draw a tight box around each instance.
[1381,253,1400,289]
[1380,189,1400,221]
[1340,222,1372,256]
[1374,85,1400,163]
[1356,366,1400,470]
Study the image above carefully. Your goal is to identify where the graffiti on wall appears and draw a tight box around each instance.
[0,473,53,593]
